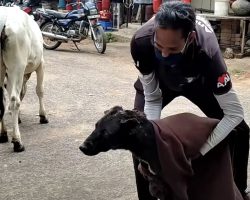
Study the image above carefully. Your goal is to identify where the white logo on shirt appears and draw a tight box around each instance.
[196,16,214,33]
[217,73,230,88]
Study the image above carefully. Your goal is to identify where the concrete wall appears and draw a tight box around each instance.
[191,0,215,11]
[191,0,235,15]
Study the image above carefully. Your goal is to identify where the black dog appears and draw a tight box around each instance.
[79,106,161,175]
[80,107,244,200]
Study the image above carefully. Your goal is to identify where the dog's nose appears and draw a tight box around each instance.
[79,144,88,153]
[79,141,93,153]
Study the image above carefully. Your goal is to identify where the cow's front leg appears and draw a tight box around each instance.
[9,95,24,152]
[36,63,48,124]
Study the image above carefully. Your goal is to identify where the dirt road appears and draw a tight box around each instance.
[0,41,250,200]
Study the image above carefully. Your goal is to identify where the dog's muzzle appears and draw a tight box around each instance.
[79,143,89,154]
[79,141,98,156]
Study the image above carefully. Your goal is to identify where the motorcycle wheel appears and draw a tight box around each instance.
[92,26,107,54]
[41,22,62,50]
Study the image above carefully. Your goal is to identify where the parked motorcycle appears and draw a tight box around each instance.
[37,2,107,53]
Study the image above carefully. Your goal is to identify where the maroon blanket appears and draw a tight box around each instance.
[150,113,243,200]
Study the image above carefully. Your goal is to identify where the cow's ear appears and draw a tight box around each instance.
[104,106,123,115]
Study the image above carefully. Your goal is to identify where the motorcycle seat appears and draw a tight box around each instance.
[45,9,68,18]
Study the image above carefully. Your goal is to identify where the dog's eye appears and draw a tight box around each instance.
[102,129,110,136]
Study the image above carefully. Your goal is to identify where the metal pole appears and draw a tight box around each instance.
[117,3,120,29]
[126,6,129,28]
[241,20,246,55]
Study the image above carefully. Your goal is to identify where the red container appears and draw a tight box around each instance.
[99,10,112,21]
[182,0,192,3]
[96,0,102,11]
[102,0,110,10]
[66,4,73,10]
[153,0,162,13]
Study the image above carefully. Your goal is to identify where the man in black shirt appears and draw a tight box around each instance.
[131,1,250,200]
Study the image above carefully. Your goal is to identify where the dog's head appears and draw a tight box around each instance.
[79,106,147,156]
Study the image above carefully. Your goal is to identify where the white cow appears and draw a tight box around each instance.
[0,6,48,152]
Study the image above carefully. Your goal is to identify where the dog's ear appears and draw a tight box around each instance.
[120,110,141,126]
[120,118,140,136]
[132,109,146,118]
[104,106,123,115]
[120,118,140,125]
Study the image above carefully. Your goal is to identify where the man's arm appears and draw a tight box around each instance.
[200,88,244,155]
[131,36,162,120]
[139,72,162,120]
[196,19,245,154]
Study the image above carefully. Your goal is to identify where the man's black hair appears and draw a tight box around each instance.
[155,1,196,39]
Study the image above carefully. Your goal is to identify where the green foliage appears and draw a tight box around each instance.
[230,69,246,76]
[105,33,118,43]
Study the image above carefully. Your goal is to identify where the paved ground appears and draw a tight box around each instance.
[1,40,250,200]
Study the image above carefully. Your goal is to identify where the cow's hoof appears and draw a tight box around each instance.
[0,134,8,143]
[40,115,49,124]
[12,141,25,152]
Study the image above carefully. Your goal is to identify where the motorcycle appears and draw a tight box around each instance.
[37,1,107,53]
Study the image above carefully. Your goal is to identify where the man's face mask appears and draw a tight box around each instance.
[154,48,184,66]
[153,30,194,67]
